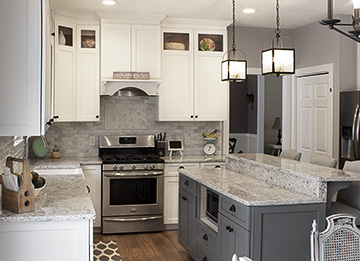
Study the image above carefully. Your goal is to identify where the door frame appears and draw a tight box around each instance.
[283,63,335,159]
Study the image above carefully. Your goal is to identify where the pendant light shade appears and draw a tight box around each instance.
[221,0,247,82]
[261,0,295,76]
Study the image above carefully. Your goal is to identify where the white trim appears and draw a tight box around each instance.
[357,44,360,90]
[257,75,265,153]
[282,75,292,149]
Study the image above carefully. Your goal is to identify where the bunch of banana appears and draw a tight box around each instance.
[202,129,218,139]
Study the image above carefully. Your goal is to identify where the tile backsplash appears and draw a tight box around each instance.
[0,137,25,171]
[38,96,223,158]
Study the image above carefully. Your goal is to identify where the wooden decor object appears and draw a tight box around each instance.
[2,157,35,213]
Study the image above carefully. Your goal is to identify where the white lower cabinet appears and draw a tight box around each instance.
[82,164,101,227]
[164,163,199,225]
[0,219,93,261]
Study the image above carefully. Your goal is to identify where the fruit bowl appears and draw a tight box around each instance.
[203,137,217,141]
[33,177,46,198]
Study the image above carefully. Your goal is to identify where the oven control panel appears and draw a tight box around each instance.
[103,163,164,172]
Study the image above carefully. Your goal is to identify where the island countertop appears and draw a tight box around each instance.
[0,172,95,223]
[179,167,322,206]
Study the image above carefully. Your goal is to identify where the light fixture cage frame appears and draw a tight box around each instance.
[222,49,247,82]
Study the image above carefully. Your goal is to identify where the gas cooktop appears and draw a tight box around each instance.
[100,154,164,164]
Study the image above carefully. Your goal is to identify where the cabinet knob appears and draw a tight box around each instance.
[195,115,198,118]
[96,115,99,119]
[215,165,221,168]
[50,118,54,122]
[202,234,208,241]
[184,180,189,186]
[229,205,236,212]
[202,257,208,261]
[46,121,52,126]
[226,225,234,232]
[190,115,194,118]
[182,196,187,201]
[53,115,59,119]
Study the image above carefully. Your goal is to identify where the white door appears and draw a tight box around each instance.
[296,73,333,162]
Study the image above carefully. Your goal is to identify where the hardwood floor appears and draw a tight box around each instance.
[94,230,194,261]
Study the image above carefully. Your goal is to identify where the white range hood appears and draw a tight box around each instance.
[101,78,162,96]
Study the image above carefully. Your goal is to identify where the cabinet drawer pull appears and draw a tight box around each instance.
[226,225,234,232]
[182,196,187,201]
[215,165,221,168]
[229,205,236,212]
[184,180,189,186]
[179,166,185,169]
[202,234,208,241]
[202,257,207,261]
[86,185,91,193]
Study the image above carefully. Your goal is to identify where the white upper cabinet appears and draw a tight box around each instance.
[101,23,161,79]
[158,24,228,121]
[54,21,100,122]
[0,0,52,136]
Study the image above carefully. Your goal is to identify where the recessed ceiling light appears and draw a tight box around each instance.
[102,0,117,5]
[243,9,256,14]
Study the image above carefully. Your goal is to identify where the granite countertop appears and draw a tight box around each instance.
[0,173,95,223]
[30,157,102,170]
[179,167,322,206]
[229,154,360,182]
[162,155,225,163]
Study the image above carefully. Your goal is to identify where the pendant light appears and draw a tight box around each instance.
[221,0,247,82]
[261,0,295,77]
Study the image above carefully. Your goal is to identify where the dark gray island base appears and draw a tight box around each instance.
[178,154,360,261]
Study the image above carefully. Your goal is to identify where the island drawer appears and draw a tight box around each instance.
[195,220,218,258]
[179,174,196,196]
[219,195,251,230]
[195,244,217,261]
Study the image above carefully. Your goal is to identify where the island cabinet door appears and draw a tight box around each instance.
[219,213,250,261]
[179,188,196,258]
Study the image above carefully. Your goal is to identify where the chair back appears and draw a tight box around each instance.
[336,161,360,210]
[279,149,302,161]
[229,138,237,154]
[311,214,360,261]
[310,153,337,168]
[231,254,253,261]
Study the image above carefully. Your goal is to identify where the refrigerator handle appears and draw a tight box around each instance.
[353,104,360,159]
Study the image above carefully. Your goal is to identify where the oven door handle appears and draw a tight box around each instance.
[103,216,162,222]
[104,172,163,177]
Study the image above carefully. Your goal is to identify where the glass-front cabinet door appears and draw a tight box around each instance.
[197,33,223,52]
[58,25,73,47]
[80,29,96,49]
[163,32,190,51]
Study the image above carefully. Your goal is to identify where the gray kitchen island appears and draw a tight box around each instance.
[178,153,360,261]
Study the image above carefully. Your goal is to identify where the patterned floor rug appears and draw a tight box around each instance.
[94,240,122,261]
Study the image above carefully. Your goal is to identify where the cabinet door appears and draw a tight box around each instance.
[54,21,76,121]
[159,30,194,121]
[194,31,228,121]
[0,0,43,135]
[164,176,179,224]
[132,25,161,78]
[76,26,100,121]
[219,213,250,261]
[82,165,101,228]
[179,189,196,257]
[101,24,131,78]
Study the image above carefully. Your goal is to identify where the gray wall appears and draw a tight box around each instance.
[264,77,282,155]
[230,75,257,134]
[37,96,222,158]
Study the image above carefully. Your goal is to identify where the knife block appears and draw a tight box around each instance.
[2,157,35,213]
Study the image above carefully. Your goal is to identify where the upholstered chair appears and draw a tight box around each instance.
[279,149,302,161]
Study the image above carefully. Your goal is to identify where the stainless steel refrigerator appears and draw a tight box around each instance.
[339,91,360,168]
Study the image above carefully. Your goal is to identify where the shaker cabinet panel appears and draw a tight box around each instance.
[159,52,194,121]
[132,25,161,78]
[100,24,131,78]
[0,0,50,136]
[164,176,179,225]
[179,188,196,258]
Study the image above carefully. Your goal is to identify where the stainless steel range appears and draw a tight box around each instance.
[99,135,164,234]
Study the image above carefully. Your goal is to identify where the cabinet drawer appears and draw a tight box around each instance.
[220,195,251,230]
[165,163,199,177]
[199,162,225,169]
[196,244,217,261]
[195,221,218,258]
[179,174,197,196]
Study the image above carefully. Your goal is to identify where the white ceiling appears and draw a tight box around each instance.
[52,0,354,29]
